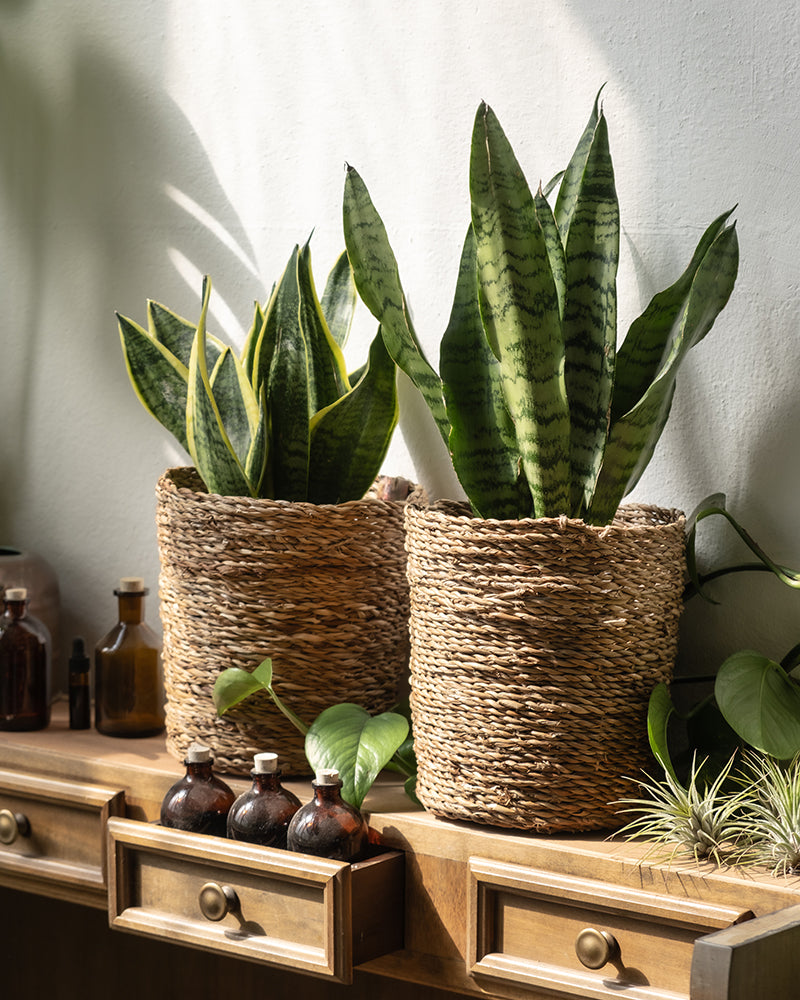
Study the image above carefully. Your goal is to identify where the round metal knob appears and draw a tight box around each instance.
[198,881,239,921]
[575,927,620,969]
[0,809,31,845]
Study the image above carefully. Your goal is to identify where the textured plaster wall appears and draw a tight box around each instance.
[1,0,799,691]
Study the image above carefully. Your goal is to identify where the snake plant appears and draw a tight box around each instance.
[118,239,399,503]
[343,92,739,524]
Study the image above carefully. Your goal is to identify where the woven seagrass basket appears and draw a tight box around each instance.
[156,467,410,775]
[404,498,686,833]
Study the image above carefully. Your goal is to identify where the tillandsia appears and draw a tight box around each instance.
[118,240,399,503]
[729,752,800,876]
[615,754,747,866]
[342,90,739,525]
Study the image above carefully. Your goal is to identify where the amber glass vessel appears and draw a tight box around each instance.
[94,577,164,737]
[287,769,368,862]
[160,744,235,837]
[227,752,301,848]
[0,587,50,731]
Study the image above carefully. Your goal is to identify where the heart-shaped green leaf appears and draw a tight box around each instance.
[304,704,409,808]
[716,650,800,759]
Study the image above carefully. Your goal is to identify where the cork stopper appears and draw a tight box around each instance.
[4,588,26,601]
[118,577,145,592]
[186,743,212,763]
[253,752,279,773]
[315,768,340,785]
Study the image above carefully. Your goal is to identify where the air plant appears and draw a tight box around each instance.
[729,752,800,876]
[615,754,747,866]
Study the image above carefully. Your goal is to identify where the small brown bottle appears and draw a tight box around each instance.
[95,577,164,738]
[160,743,236,837]
[227,752,301,848]
[0,587,51,731]
[286,768,369,862]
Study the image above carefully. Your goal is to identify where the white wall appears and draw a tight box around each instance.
[2,0,799,691]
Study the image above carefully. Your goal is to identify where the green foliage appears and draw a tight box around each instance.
[342,92,739,525]
[119,241,399,503]
[212,658,416,809]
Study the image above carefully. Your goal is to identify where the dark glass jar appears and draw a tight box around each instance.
[0,587,50,731]
[286,769,368,862]
[227,752,301,848]
[95,577,164,738]
[160,744,235,837]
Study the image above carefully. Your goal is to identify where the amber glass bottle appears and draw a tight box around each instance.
[160,744,236,837]
[0,587,51,731]
[94,577,164,738]
[227,752,301,848]
[286,769,369,862]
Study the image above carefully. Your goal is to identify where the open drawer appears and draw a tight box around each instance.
[0,766,125,907]
[107,817,404,983]
[467,857,754,1000]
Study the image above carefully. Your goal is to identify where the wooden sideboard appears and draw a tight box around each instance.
[2,705,800,1000]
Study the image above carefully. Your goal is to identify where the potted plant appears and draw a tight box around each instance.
[118,238,409,774]
[339,91,739,831]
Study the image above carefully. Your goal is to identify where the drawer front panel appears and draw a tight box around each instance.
[108,818,403,984]
[0,767,124,904]
[468,857,753,1000]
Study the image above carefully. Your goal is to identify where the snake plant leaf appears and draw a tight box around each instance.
[553,85,605,243]
[186,277,253,497]
[208,346,260,467]
[342,165,450,444]
[147,299,226,371]
[259,246,311,500]
[240,300,265,387]
[307,325,398,504]
[534,187,567,321]
[611,210,735,424]
[118,313,191,452]
[304,703,409,809]
[587,221,739,524]
[321,249,357,349]
[470,103,571,518]
[561,109,619,516]
[245,382,269,497]
[716,651,800,760]
[440,226,532,519]
[297,239,350,407]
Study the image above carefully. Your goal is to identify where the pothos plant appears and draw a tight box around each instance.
[341,90,739,525]
[117,239,398,503]
[212,659,417,809]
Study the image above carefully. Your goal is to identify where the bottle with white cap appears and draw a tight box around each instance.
[226,751,301,848]
[0,587,51,731]
[94,576,165,738]
[160,742,236,837]
[286,768,369,862]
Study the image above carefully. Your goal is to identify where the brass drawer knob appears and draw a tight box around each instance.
[0,809,31,845]
[198,881,239,921]
[575,927,620,969]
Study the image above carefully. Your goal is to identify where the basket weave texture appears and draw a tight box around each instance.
[156,467,410,775]
[404,499,686,833]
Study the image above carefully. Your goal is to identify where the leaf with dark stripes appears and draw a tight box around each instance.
[186,278,253,496]
[241,299,266,387]
[561,109,619,515]
[208,346,259,467]
[147,299,224,370]
[553,85,605,243]
[342,165,449,444]
[470,102,570,518]
[441,226,532,519]
[321,250,357,349]
[307,326,398,504]
[297,239,350,409]
[588,222,739,523]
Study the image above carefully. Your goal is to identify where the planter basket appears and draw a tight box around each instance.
[404,499,686,833]
[156,468,410,775]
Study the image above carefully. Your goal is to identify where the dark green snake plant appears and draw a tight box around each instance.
[117,240,398,503]
[342,92,739,524]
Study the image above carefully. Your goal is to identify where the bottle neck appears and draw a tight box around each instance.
[313,781,343,804]
[116,592,145,625]
[253,771,281,792]
[3,599,27,621]
[185,760,214,780]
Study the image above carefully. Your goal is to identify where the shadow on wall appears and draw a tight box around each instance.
[0,34,264,676]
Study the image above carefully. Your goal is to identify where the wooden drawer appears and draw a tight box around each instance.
[107,817,404,983]
[0,767,125,907]
[467,857,753,1000]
